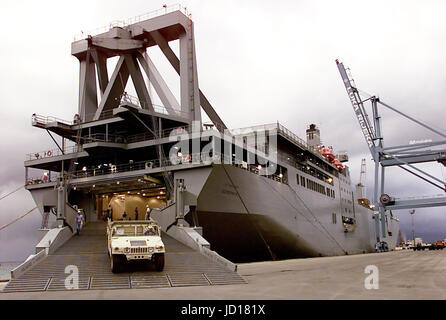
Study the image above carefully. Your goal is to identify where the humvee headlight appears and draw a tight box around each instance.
[156,246,164,250]
[124,248,130,253]
[148,248,154,253]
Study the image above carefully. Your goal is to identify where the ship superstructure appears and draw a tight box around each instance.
[24,7,399,263]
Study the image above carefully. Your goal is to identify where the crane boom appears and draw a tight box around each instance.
[336,60,377,158]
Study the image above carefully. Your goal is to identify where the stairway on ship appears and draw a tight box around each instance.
[3,222,245,293]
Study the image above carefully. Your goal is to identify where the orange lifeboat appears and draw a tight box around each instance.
[333,158,344,172]
[321,147,335,162]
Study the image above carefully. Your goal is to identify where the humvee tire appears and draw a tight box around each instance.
[154,253,165,272]
[111,254,123,273]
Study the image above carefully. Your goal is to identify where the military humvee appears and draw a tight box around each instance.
[106,220,165,273]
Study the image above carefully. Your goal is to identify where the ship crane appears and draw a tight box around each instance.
[336,59,446,251]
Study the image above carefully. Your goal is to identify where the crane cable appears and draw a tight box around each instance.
[0,185,25,202]
[0,203,41,232]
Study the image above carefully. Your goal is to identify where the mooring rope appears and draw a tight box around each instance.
[0,185,25,202]
[0,204,41,232]
[221,164,277,261]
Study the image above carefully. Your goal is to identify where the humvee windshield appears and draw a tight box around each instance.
[112,224,160,237]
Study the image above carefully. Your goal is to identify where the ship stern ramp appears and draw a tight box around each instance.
[3,220,245,293]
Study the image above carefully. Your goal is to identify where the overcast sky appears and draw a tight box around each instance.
[1,0,446,261]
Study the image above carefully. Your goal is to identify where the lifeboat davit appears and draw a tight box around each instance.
[321,147,335,162]
[333,158,344,172]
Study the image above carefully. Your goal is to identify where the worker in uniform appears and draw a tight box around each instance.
[76,210,84,235]
[135,207,139,220]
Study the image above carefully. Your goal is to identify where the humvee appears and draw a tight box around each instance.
[106,220,165,273]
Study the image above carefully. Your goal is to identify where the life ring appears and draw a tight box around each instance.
[183,154,191,162]
[46,150,53,157]
[43,175,49,182]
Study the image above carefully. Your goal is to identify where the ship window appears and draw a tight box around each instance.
[296,174,299,185]
[301,176,306,187]
[332,213,337,224]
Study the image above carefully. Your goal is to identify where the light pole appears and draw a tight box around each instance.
[410,209,415,246]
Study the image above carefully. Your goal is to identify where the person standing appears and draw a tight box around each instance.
[135,207,139,220]
[122,211,127,221]
[76,211,84,235]
[145,205,152,220]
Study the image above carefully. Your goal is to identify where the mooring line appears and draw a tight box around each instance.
[221,164,277,261]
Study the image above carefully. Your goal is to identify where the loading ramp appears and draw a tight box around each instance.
[3,222,245,293]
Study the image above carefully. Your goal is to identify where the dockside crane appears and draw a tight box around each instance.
[336,59,446,251]
[356,158,367,200]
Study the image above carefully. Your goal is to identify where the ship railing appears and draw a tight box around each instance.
[65,153,209,180]
[228,123,278,136]
[73,4,191,41]
[118,94,190,118]
[31,114,73,127]
[226,122,314,153]
[83,109,115,123]
[126,125,191,143]
[32,109,117,128]
[79,125,192,144]
[276,123,311,150]
[26,174,61,186]
[26,145,82,161]
[63,151,286,185]
[81,133,124,144]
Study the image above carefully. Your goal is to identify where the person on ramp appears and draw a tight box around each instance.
[76,210,84,235]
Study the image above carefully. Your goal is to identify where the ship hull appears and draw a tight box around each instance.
[193,164,399,262]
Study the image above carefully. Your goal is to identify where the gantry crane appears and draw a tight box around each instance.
[356,158,367,199]
[336,59,446,251]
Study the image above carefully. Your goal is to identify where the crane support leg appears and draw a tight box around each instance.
[380,165,387,239]
[374,159,381,243]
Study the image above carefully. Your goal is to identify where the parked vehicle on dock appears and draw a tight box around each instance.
[428,241,445,250]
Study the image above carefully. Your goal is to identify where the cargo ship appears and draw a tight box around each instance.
[23,6,399,264]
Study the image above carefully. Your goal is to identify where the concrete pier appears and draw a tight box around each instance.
[2,250,446,299]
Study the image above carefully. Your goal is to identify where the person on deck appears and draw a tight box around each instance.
[145,205,152,220]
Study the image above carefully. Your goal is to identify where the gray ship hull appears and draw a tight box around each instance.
[193,164,399,262]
